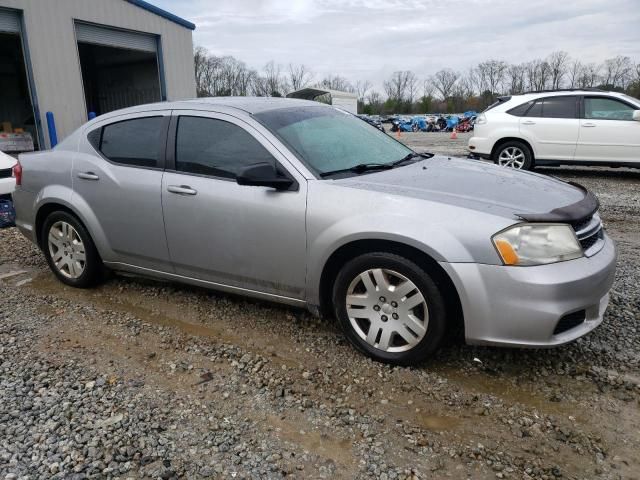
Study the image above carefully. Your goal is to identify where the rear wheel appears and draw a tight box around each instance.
[41,211,104,288]
[494,140,533,170]
[332,252,446,365]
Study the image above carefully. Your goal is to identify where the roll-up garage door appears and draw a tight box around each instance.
[75,22,157,52]
[0,8,20,34]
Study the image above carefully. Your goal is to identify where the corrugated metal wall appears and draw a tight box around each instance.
[0,0,196,147]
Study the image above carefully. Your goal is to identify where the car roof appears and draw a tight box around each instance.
[92,97,324,121]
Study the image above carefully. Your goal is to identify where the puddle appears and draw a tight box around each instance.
[265,414,356,471]
[28,272,302,367]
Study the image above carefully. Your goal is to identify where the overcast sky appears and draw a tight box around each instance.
[154,0,639,91]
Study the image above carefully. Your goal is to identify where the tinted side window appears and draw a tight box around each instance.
[584,97,635,121]
[525,100,543,117]
[175,116,275,179]
[507,101,532,116]
[541,96,576,119]
[100,117,163,168]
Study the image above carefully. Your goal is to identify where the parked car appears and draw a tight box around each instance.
[469,89,640,170]
[357,114,385,132]
[0,150,17,200]
[13,98,616,365]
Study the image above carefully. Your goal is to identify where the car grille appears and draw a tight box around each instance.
[0,168,12,179]
[571,214,605,257]
[553,310,586,335]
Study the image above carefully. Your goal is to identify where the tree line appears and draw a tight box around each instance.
[194,46,640,114]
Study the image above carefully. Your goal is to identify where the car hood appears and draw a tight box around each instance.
[334,156,587,221]
[0,150,17,169]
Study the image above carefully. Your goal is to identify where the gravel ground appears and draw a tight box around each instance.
[1,135,639,479]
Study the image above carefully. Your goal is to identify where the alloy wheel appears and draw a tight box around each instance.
[48,221,86,279]
[497,146,525,169]
[345,268,429,353]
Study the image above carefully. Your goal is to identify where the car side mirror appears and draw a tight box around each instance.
[236,162,293,190]
[633,110,640,122]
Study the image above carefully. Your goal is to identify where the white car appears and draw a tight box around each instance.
[468,90,640,170]
[0,150,17,199]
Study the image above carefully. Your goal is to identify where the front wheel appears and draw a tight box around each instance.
[332,252,447,365]
[494,140,533,170]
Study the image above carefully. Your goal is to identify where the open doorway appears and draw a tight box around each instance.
[77,42,162,116]
[0,31,39,150]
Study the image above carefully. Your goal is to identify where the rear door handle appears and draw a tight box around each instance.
[521,121,536,125]
[167,185,197,196]
[77,171,99,181]
[582,122,596,127]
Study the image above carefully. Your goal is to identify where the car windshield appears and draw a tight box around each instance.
[255,106,414,177]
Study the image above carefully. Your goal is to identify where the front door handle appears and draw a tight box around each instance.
[521,120,536,125]
[167,185,197,196]
[582,122,596,127]
[77,171,99,181]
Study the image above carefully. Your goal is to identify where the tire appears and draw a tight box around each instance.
[493,140,534,170]
[332,252,447,366]
[41,211,105,288]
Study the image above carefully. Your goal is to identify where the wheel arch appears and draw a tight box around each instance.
[318,239,464,340]
[491,137,536,162]
[34,200,107,260]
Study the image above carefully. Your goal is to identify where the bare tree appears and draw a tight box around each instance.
[525,59,551,91]
[577,63,600,88]
[547,51,569,89]
[261,61,286,96]
[602,55,633,88]
[506,63,526,94]
[355,80,372,102]
[567,59,583,88]
[288,63,314,91]
[193,46,210,96]
[477,60,508,96]
[383,71,416,103]
[430,69,459,99]
[317,75,354,92]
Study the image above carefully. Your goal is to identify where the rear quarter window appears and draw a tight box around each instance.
[506,101,532,116]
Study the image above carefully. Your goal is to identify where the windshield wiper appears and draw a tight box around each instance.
[390,152,432,166]
[320,163,394,178]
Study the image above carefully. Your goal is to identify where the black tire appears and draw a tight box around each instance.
[493,140,534,170]
[41,211,105,288]
[332,252,447,366]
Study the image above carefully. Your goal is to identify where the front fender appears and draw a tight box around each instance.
[306,212,473,306]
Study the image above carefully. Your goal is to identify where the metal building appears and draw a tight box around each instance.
[0,0,196,150]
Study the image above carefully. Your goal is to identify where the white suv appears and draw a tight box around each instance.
[468,90,640,170]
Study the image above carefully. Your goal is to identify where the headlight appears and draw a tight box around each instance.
[492,223,582,266]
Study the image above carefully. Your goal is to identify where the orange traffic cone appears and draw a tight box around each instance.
[450,129,458,140]
[396,128,402,138]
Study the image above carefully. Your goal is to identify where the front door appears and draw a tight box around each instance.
[161,111,307,300]
[575,96,640,163]
[518,95,580,161]
[72,112,171,270]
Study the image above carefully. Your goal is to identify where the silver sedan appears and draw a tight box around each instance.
[12,98,617,365]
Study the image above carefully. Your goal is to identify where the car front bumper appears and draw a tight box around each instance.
[439,233,617,347]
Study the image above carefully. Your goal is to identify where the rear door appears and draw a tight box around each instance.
[73,112,172,271]
[161,110,307,300]
[518,95,579,161]
[574,96,640,163]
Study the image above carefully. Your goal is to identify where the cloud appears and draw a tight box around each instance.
[154,0,640,92]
